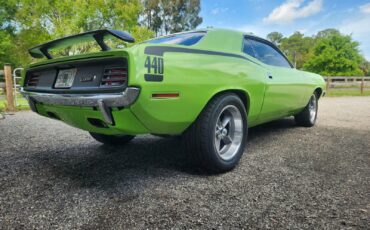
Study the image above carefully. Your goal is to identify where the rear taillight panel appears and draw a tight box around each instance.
[23,57,129,93]
[101,67,127,87]
[26,73,40,87]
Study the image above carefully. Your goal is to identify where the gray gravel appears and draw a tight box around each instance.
[0,97,369,229]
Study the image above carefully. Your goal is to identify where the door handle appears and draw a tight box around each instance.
[267,72,273,79]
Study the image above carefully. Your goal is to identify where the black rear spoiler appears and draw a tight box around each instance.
[28,29,135,59]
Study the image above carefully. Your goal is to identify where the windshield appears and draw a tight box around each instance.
[145,32,206,46]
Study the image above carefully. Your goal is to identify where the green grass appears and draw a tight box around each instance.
[331,85,370,89]
[0,96,29,111]
[326,89,370,97]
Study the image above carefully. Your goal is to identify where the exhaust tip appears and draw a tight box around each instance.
[46,112,61,120]
[87,118,109,128]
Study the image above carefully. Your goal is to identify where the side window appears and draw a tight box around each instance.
[249,39,291,68]
[243,38,256,58]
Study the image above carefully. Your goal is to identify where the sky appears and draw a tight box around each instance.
[199,0,370,60]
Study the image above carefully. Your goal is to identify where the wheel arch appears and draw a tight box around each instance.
[209,89,250,115]
[314,87,323,99]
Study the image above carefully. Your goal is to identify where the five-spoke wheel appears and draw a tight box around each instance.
[214,105,243,161]
[184,93,248,173]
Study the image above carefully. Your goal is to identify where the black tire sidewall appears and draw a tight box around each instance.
[304,93,318,126]
[311,93,318,125]
[295,92,318,127]
[204,94,248,171]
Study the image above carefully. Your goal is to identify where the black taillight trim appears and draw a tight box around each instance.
[26,73,41,87]
[100,66,128,87]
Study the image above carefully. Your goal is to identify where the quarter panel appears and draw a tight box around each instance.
[129,46,266,134]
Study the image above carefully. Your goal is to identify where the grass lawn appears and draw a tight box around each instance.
[326,89,370,97]
[0,96,29,112]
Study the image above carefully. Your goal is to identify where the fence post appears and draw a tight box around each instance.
[4,64,15,112]
[360,78,364,95]
[326,77,330,94]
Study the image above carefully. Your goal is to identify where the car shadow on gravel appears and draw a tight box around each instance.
[37,118,299,190]
[37,136,190,189]
[248,117,298,141]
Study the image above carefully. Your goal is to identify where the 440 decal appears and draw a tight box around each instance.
[144,56,164,82]
[145,56,164,75]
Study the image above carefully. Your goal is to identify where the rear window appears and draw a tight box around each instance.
[145,32,205,46]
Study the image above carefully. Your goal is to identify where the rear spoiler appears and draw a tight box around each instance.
[28,29,135,59]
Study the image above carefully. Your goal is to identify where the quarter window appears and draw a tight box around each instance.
[246,38,291,68]
[243,38,256,58]
[145,32,205,46]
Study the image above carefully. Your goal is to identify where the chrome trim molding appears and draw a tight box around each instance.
[20,87,140,124]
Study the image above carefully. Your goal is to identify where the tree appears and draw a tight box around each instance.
[304,30,364,76]
[316,28,340,39]
[142,0,202,35]
[142,0,162,36]
[1,0,154,66]
[280,32,314,69]
[0,29,17,67]
[359,59,370,76]
[0,0,18,66]
[266,32,283,46]
[265,28,368,75]
[181,0,203,32]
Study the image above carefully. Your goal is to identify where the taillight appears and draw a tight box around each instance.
[101,67,127,86]
[26,73,40,87]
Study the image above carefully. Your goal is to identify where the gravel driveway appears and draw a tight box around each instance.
[0,97,369,229]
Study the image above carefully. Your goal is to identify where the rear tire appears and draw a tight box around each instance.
[89,132,135,145]
[294,92,318,127]
[183,93,248,173]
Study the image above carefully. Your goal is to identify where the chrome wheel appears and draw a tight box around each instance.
[214,105,243,161]
[308,94,317,123]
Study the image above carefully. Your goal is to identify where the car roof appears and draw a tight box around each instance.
[165,28,265,40]
[147,28,271,53]
[177,28,269,43]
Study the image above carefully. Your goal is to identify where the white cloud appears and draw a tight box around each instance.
[211,7,229,15]
[263,0,323,24]
[360,2,370,14]
[340,16,370,38]
[339,13,370,60]
[338,3,370,60]
[238,24,272,38]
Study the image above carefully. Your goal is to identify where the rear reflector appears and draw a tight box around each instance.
[152,93,179,98]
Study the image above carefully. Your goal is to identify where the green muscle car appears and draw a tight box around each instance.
[21,28,325,173]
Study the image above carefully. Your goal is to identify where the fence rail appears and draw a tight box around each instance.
[1,65,27,111]
[1,68,370,112]
[323,76,370,95]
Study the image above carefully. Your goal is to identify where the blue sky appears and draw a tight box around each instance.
[199,0,370,60]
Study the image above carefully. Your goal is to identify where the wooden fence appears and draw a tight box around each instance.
[1,66,369,112]
[1,65,25,112]
[323,76,370,95]
[0,65,15,111]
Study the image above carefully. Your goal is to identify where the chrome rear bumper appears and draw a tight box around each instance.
[20,87,140,125]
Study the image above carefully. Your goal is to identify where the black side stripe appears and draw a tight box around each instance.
[144,46,261,66]
[144,74,163,82]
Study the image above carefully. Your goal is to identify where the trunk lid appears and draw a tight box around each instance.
[24,29,136,94]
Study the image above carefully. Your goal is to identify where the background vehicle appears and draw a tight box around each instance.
[22,28,325,173]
